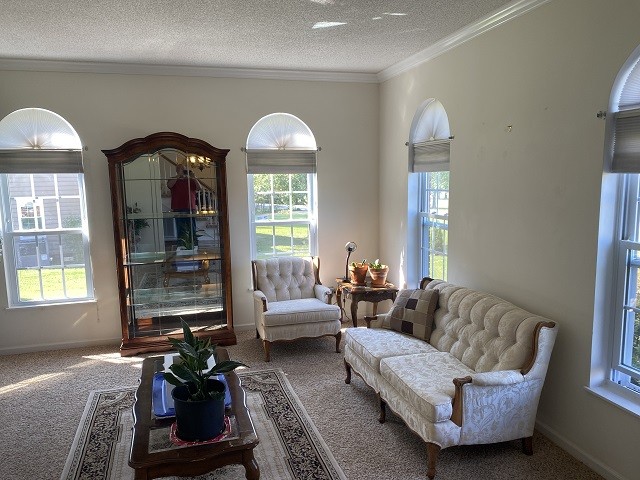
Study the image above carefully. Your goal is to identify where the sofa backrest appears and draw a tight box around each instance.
[252,256,318,302]
[425,279,555,373]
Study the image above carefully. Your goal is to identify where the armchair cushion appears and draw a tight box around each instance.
[385,288,438,341]
[262,298,340,327]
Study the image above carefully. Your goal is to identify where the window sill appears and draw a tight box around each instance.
[585,381,640,419]
[5,298,96,310]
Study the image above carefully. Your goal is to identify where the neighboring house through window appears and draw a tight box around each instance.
[407,99,452,285]
[593,44,640,414]
[245,113,318,259]
[0,108,93,306]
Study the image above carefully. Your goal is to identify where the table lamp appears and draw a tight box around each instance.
[344,241,357,282]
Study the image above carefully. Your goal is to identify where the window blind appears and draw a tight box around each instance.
[410,139,450,173]
[245,149,316,174]
[0,149,83,173]
[611,108,640,173]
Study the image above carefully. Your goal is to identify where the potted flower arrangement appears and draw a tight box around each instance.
[164,320,247,441]
[349,259,369,286]
[368,259,389,287]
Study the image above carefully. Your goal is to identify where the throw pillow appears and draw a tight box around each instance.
[385,288,439,341]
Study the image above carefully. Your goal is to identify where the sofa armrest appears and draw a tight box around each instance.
[314,284,333,304]
[471,370,525,386]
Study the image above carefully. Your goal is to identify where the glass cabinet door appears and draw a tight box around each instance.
[104,133,234,355]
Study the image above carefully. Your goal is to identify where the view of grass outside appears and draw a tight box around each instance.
[255,224,310,258]
[17,267,87,301]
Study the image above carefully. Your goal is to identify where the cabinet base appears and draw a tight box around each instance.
[119,328,237,357]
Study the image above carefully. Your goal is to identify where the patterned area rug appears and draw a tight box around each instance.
[60,369,346,480]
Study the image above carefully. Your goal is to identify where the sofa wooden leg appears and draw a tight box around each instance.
[335,331,342,353]
[426,443,441,479]
[263,340,271,362]
[378,394,386,423]
[522,436,533,455]
[344,359,352,384]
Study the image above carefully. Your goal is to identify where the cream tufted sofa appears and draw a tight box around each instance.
[343,278,558,479]
[252,256,342,362]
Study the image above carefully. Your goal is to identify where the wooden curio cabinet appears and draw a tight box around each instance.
[103,132,236,356]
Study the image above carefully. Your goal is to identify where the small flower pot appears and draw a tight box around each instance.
[369,266,389,287]
[349,265,368,286]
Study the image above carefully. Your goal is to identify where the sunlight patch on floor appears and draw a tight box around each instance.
[0,372,66,395]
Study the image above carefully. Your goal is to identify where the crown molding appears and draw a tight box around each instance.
[0,58,379,84]
[377,0,552,83]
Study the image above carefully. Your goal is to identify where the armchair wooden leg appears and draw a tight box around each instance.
[344,359,352,384]
[256,329,260,339]
[522,436,533,455]
[263,340,271,362]
[378,394,386,423]
[426,443,441,480]
[334,331,342,353]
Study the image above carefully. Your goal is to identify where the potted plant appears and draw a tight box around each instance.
[368,259,389,287]
[176,229,203,255]
[349,259,368,286]
[164,320,247,441]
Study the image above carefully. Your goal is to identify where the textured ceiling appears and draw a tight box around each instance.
[1,0,514,74]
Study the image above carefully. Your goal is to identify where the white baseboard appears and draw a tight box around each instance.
[535,419,627,480]
[0,337,121,356]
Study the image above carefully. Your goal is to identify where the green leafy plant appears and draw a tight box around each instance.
[163,319,247,401]
[351,259,368,268]
[177,229,203,250]
[369,258,385,269]
[126,203,150,236]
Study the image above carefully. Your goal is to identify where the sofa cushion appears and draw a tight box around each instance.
[263,298,340,326]
[380,352,475,423]
[384,288,438,340]
[345,327,437,372]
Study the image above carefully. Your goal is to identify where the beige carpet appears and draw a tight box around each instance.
[0,328,603,480]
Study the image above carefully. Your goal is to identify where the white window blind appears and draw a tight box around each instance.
[245,113,317,174]
[611,57,640,173]
[0,108,83,173]
[408,99,451,173]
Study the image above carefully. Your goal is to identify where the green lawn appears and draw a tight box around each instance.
[17,268,87,301]
[255,225,310,258]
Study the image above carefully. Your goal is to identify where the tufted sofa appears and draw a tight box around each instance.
[252,256,342,361]
[343,278,558,479]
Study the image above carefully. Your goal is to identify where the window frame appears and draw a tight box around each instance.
[418,170,449,280]
[247,172,318,260]
[0,172,94,307]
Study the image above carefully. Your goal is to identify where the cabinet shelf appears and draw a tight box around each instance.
[104,132,235,356]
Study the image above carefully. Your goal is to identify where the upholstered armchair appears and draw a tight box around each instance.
[252,256,342,362]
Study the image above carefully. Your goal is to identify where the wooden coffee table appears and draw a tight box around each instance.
[130,349,259,479]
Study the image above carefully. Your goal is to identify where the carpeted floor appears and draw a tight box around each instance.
[0,328,604,480]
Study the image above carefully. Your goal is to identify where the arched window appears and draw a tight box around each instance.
[0,108,93,306]
[594,44,640,410]
[245,113,318,259]
[408,99,451,282]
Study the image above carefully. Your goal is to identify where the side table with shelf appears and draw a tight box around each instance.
[335,279,399,327]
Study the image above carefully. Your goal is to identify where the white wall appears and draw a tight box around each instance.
[0,72,379,352]
[379,0,639,479]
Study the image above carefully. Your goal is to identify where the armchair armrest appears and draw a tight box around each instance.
[314,284,333,304]
[253,290,268,312]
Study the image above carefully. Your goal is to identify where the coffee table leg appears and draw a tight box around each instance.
[243,450,260,480]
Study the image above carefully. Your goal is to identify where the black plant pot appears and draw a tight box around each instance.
[171,379,226,441]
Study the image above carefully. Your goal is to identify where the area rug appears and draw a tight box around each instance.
[60,369,346,480]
